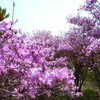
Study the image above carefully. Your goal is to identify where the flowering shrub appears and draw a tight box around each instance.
[1,0,99,99]
[64,0,100,91]
[0,21,82,99]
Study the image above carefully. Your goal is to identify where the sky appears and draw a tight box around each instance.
[0,0,85,35]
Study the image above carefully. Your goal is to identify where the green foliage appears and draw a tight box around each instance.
[80,89,100,100]
[80,69,100,100]
[0,6,9,21]
[82,69,99,90]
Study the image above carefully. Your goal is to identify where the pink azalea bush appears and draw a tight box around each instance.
[0,0,99,99]
[0,21,82,99]
[46,0,99,92]
[65,0,100,91]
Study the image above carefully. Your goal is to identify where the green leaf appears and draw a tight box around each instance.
[0,7,2,13]
[2,8,6,16]
[5,13,10,18]
[0,7,2,11]
[0,14,4,21]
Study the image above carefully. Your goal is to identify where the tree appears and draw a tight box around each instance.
[64,0,100,91]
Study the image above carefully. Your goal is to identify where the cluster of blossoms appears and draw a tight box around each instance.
[86,37,100,55]
[0,21,82,99]
[68,16,95,31]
